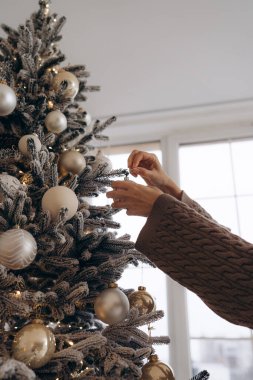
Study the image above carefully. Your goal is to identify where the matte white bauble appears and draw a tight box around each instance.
[52,70,79,98]
[0,174,21,202]
[91,150,112,174]
[18,134,42,157]
[45,110,67,134]
[59,150,86,175]
[94,283,130,325]
[0,229,37,270]
[42,186,78,221]
[0,83,17,116]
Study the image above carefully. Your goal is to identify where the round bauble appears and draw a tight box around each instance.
[42,185,78,221]
[45,110,67,134]
[18,134,42,157]
[129,286,155,316]
[0,173,21,202]
[141,355,175,380]
[91,150,112,174]
[94,283,130,325]
[52,70,79,98]
[0,83,17,116]
[59,150,86,175]
[12,319,56,369]
[0,228,37,270]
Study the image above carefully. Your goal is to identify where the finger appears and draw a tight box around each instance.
[106,189,129,198]
[128,150,139,168]
[131,151,147,169]
[111,180,134,190]
[111,200,128,209]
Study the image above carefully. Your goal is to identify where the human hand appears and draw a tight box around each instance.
[106,180,163,217]
[128,150,182,200]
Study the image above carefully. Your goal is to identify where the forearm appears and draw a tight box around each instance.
[136,194,253,329]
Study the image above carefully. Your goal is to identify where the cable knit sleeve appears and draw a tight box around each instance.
[135,193,253,329]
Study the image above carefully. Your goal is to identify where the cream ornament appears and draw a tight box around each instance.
[42,185,78,221]
[0,228,37,270]
[52,70,79,98]
[12,319,56,369]
[129,286,155,315]
[18,134,42,157]
[91,150,112,174]
[0,83,17,116]
[45,110,67,134]
[59,150,86,175]
[140,354,175,380]
[0,173,21,202]
[94,283,130,325]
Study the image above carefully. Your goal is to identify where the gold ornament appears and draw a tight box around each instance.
[12,319,56,369]
[42,185,78,221]
[94,283,130,325]
[59,150,86,175]
[129,286,155,315]
[141,355,175,380]
[52,70,79,98]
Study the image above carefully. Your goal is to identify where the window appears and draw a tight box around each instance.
[97,142,170,363]
[179,138,253,379]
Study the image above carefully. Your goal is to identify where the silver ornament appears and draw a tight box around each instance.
[59,150,86,175]
[52,70,79,98]
[42,185,78,221]
[0,83,17,116]
[18,134,42,157]
[0,173,21,202]
[13,319,56,369]
[45,110,67,134]
[0,228,37,270]
[94,283,130,325]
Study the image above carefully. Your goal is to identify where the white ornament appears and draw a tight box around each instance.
[45,110,67,134]
[52,70,79,98]
[18,134,42,157]
[0,83,17,116]
[91,150,112,174]
[0,229,37,270]
[94,283,130,325]
[42,185,78,221]
[0,174,21,202]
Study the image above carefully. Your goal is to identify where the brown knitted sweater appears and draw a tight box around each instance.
[135,192,253,329]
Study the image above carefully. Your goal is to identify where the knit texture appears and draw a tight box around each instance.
[136,193,253,329]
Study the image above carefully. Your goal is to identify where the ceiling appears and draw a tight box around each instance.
[1,0,253,120]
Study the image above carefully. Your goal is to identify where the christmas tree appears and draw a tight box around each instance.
[0,2,210,379]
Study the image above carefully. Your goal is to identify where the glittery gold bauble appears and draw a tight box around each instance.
[12,319,56,369]
[129,286,155,315]
[59,150,86,175]
[52,70,79,98]
[141,355,175,380]
[0,228,37,270]
[94,283,130,325]
[41,185,78,221]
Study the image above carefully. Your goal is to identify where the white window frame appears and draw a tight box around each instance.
[102,99,253,380]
